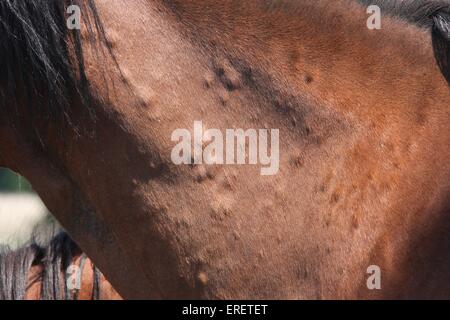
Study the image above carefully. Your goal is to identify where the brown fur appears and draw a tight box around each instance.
[1,0,450,299]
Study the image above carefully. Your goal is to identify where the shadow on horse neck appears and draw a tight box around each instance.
[0,0,449,299]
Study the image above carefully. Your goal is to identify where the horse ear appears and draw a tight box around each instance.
[432,10,450,85]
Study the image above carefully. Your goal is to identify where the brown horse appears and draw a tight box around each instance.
[0,0,449,299]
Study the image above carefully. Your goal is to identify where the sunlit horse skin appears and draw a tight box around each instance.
[0,0,449,299]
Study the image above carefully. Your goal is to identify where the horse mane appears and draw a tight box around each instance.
[0,232,102,300]
[0,244,37,300]
[0,0,107,125]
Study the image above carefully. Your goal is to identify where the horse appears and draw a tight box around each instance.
[0,193,121,300]
[1,233,122,300]
[0,0,449,299]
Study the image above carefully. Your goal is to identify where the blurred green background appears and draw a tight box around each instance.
[0,168,33,193]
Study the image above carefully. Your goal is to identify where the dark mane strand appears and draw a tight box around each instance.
[432,10,450,83]
[0,0,107,126]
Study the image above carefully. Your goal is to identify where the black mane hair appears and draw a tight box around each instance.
[0,0,107,124]
[357,0,450,84]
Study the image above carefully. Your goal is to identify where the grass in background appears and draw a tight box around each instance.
[0,168,33,193]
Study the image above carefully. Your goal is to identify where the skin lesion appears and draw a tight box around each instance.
[213,58,243,91]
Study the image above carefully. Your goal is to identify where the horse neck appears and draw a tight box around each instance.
[158,0,449,120]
